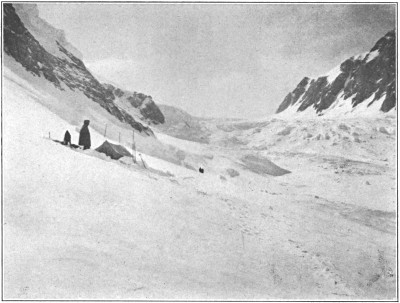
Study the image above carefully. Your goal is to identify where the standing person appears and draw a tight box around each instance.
[79,120,91,150]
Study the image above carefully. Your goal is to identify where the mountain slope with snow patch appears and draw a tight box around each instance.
[3,3,164,134]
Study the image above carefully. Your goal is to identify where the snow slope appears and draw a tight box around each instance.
[3,55,206,170]
[3,60,397,300]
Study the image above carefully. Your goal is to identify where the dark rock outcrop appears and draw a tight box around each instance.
[276,30,396,115]
[276,77,310,113]
[4,4,61,87]
[103,84,165,125]
[3,4,156,135]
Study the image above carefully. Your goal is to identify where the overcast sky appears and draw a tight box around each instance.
[37,3,395,119]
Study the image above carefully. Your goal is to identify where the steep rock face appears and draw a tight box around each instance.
[276,30,396,115]
[3,4,154,135]
[276,77,310,113]
[103,84,165,125]
[13,3,83,60]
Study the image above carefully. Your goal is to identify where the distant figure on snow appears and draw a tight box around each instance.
[199,167,204,174]
[62,130,71,146]
[79,120,91,150]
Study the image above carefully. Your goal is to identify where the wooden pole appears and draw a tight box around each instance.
[132,130,136,163]
[104,124,107,138]
[139,154,147,169]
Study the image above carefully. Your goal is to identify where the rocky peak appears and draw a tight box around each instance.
[370,29,395,53]
[276,30,396,116]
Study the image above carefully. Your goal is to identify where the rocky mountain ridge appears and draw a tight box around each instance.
[103,83,165,125]
[3,4,164,135]
[276,30,396,116]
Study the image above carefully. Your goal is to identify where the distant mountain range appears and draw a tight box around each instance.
[3,3,164,135]
[276,30,396,116]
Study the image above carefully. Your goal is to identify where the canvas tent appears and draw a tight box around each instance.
[95,140,132,160]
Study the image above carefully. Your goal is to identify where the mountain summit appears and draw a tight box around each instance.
[276,30,396,117]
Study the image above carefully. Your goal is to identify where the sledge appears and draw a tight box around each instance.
[49,130,81,149]
[52,139,81,149]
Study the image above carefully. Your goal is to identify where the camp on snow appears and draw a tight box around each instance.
[95,140,132,160]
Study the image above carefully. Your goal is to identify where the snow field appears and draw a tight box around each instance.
[3,59,397,300]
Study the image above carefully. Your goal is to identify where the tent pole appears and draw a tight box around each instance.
[132,130,136,163]
[140,154,147,169]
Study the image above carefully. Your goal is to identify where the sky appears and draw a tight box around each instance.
[37,3,396,119]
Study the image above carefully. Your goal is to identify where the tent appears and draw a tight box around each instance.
[95,140,132,160]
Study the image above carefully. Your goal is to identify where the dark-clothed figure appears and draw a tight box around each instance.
[79,120,91,150]
[63,130,71,146]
